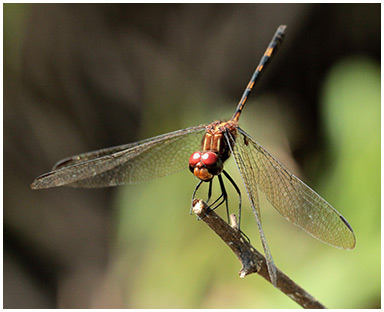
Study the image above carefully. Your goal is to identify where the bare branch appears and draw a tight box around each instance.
[192,199,325,309]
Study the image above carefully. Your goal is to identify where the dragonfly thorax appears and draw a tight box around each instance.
[189,151,223,181]
[203,120,237,161]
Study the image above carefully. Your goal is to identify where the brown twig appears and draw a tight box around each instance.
[192,199,325,309]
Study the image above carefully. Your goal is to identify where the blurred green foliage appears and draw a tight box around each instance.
[320,57,380,308]
[113,57,380,308]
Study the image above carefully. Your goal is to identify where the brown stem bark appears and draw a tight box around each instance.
[192,199,325,309]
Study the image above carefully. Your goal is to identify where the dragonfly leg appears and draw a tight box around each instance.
[190,180,204,215]
[206,175,230,222]
[206,180,213,203]
[221,171,250,242]
[218,174,230,223]
[206,191,224,211]
[192,179,226,221]
[222,170,242,229]
[195,192,224,221]
[192,175,231,224]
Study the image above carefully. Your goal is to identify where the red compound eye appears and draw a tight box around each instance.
[201,152,218,166]
[189,151,201,167]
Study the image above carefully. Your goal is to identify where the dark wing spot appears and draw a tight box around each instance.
[339,215,354,233]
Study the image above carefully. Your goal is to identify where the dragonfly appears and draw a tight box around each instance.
[31,25,356,286]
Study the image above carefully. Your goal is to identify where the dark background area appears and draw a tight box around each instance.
[4,3,380,308]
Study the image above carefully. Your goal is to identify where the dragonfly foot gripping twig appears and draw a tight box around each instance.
[192,199,326,309]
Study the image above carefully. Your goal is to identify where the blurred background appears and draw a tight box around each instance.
[4,3,380,309]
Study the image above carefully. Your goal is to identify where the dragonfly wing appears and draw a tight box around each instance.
[52,136,168,170]
[236,127,356,250]
[224,130,277,286]
[31,125,206,189]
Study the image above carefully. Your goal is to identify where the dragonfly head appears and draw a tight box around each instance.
[188,151,223,182]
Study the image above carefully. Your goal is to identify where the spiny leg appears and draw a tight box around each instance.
[218,174,230,223]
[207,188,225,210]
[206,174,230,223]
[191,175,231,225]
[191,178,225,220]
[222,170,249,242]
[206,180,213,203]
[222,170,241,229]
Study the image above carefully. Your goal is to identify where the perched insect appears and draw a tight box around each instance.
[31,25,356,286]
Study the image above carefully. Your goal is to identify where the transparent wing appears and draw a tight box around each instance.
[31,125,206,189]
[224,130,277,286]
[234,127,356,250]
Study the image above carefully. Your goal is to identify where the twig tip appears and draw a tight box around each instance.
[192,199,205,214]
